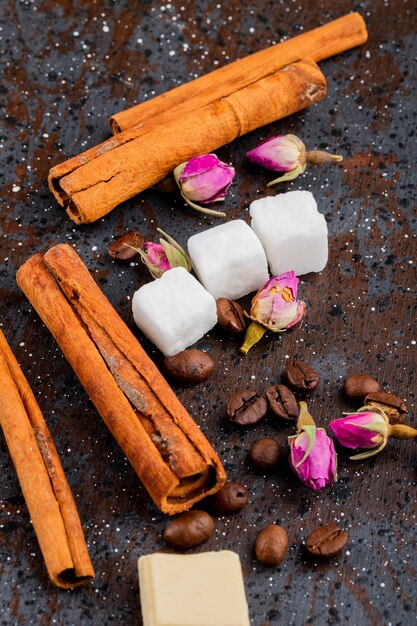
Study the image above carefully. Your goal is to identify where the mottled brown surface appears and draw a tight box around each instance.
[0,1,416,625]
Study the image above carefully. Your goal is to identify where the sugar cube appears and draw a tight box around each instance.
[188,219,269,300]
[250,190,328,276]
[132,267,217,356]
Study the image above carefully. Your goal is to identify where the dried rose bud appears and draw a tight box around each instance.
[240,271,305,354]
[288,402,337,492]
[246,134,343,186]
[173,153,235,217]
[330,406,417,460]
[134,229,191,279]
[143,243,171,276]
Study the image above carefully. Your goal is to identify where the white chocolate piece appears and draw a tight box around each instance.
[138,550,250,626]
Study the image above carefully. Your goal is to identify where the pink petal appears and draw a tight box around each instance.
[180,155,235,203]
[181,154,220,178]
[329,412,386,449]
[247,135,302,172]
[251,272,303,330]
[290,430,336,491]
[145,242,171,272]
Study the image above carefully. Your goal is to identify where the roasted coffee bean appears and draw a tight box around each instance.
[205,482,249,514]
[343,374,380,401]
[265,384,299,421]
[162,349,215,385]
[216,298,247,334]
[247,438,281,473]
[364,390,406,424]
[226,389,268,426]
[286,360,320,392]
[108,230,144,261]
[163,510,214,549]
[305,523,348,558]
[255,525,288,566]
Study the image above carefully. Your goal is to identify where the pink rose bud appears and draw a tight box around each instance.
[246,134,343,186]
[174,154,235,217]
[288,402,337,491]
[329,406,417,460]
[330,411,388,450]
[240,271,306,354]
[135,229,191,279]
[144,243,171,274]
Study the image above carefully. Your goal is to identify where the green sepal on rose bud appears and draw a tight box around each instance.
[157,229,191,272]
[127,228,191,279]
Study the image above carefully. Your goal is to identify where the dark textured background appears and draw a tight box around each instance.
[0,1,416,624]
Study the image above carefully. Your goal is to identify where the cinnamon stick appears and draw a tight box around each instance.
[49,59,326,224]
[109,12,367,134]
[0,330,94,588]
[16,244,226,515]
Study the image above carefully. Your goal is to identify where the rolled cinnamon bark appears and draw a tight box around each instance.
[49,59,326,224]
[109,12,367,134]
[0,330,94,588]
[16,244,226,515]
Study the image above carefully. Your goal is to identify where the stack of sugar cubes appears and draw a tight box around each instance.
[132,191,328,356]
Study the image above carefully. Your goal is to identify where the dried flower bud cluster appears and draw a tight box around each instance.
[163,138,341,220]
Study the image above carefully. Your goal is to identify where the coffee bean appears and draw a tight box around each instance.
[285,360,320,392]
[205,482,249,514]
[305,523,348,558]
[247,438,281,473]
[255,525,288,566]
[163,510,214,549]
[364,390,406,424]
[265,384,299,422]
[226,389,268,426]
[162,350,215,385]
[216,298,247,334]
[108,230,144,261]
[343,374,380,401]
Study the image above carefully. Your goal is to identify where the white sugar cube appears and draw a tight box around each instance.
[188,220,269,300]
[132,267,217,356]
[250,190,328,276]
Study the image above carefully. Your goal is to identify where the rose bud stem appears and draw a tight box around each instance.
[180,193,227,218]
[305,151,343,165]
[297,401,316,429]
[239,321,267,355]
[389,424,417,439]
[266,165,305,187]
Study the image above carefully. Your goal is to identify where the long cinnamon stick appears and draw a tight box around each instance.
[16,244,226,515]
[109,12,367,134]
[0,330,94,588]
[49,59,326,224]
